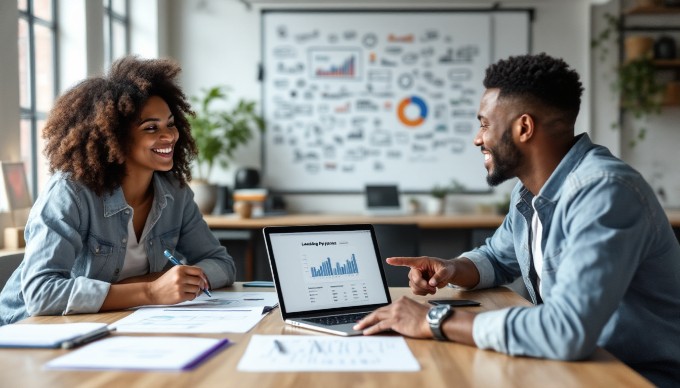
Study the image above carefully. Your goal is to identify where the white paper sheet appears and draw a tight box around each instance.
[45,336,228,370]
[0,323,109,348]
[111,307,264,333]
[237,335,420,372]
[132,292,279,310]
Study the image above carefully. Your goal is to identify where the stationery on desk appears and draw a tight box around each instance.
[111,307,265,333]
[45,336,229,371]
[0,323,112,349]
[238,335,420,372]
[164,249,212,297]
[111,291,279,333]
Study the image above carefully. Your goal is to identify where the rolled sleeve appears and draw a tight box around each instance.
[458,250,497,290]
[472,308,512,353]
[64,278,110,315]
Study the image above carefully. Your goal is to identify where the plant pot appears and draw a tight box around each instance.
[634,0,662,6]
[189,180,218,214]
[664,81,680,106]
[233,201,253,219]
[427,197,446,215]
[625,36,655,62]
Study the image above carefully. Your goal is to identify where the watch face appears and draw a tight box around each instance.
[428,304,451,322]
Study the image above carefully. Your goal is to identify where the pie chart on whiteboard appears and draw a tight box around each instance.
[397,96,428,127]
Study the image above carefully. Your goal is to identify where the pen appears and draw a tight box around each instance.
[61,327,115,349]
[243,298,264,301]
[163,249,212,297]
[273,339,286,354]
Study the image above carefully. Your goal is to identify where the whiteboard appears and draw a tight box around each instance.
[261,10,531,193]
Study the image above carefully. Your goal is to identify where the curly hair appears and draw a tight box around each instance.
[483,53,584,124]
[42,55,197,195]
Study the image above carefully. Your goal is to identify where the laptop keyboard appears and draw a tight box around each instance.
[303,312,370,326]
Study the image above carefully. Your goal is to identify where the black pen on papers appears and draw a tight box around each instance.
[163,249,212,297]
[243,298,264,301]
[273,339,286,354]
[60,326,115,350]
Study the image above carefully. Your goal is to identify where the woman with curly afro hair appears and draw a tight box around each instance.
[0,56,236,325]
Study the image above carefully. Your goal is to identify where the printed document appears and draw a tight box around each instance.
[0,323,109,348]
[237,335,420,372]
[45,336,228,371]
[111,307,264,333]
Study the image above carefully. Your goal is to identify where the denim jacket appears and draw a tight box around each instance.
[0,172,236,325]
[464,134,680,385]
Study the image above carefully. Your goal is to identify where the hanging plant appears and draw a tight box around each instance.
[591,13,664,146]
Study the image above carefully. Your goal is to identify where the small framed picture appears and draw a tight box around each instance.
[1,162,32,210]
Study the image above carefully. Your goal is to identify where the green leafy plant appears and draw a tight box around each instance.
[431,179,466,198]
[591,13,664,146]
[188,86,265,181]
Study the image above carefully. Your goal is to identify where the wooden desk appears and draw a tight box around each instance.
[204,211,680,281]
[3,284,651,387]
[203,213,507,230]
[204,213,507,280]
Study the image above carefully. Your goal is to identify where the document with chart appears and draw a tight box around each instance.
[237,335,419,372]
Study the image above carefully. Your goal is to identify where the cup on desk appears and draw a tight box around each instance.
[233,201,253,219]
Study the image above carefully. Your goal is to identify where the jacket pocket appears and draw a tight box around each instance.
[159,227,180,253]
[85,234,114,278]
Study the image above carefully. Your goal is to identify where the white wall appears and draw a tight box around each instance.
[7,0,674,217]
[166,0,594,213]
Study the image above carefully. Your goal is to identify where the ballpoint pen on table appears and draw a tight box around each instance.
[163,249,212,297]
[273,339,286,354]
[61,327,115,349]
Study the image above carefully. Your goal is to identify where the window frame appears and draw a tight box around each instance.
[18,0,58,197]
[103,0,130,69]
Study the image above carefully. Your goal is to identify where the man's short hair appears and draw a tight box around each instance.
[483,53,584,123]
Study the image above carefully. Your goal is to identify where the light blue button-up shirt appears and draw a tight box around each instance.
[0,172,236,325]
[464,134,680,386]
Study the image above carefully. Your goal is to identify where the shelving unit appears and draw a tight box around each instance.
[619,1,680,108]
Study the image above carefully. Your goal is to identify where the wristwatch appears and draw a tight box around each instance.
[427,304,454,341]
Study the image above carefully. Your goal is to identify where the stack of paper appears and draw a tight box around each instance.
[0,323,110,349]
[45,336,229,371]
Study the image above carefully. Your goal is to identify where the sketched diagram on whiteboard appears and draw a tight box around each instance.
[262,11,495,192]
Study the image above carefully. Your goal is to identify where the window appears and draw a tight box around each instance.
[18,0,57,196]
[103,0,129,69]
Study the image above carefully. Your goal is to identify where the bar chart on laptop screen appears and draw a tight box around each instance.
[271,230,388,312]
[294,232,380,307]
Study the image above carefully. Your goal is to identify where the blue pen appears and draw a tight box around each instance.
[163,249,212,297]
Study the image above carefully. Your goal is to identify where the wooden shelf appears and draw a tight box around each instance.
[654,59,680,68]
[625,5,680,15]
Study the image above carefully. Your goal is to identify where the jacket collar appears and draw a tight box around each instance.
[537,133,593,203]
[102,173,173,217]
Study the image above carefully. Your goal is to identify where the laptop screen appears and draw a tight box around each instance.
[264,226,390,315]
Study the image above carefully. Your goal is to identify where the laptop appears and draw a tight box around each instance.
[263,224,392,336]
[364,184,405,216]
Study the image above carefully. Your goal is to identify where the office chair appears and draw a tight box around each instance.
[373,224,420,287]
[0,252,24,291]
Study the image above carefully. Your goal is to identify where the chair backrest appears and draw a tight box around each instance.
[0,252,24,291]
[373,224,420,287]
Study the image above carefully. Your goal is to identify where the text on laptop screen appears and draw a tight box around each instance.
[268,230,389,313]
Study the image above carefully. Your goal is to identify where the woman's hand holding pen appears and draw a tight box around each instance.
[146,265,211,304]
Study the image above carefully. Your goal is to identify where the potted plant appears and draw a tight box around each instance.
[187,86,265,213]
[428,180,465,215]
[592,13,664,146]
